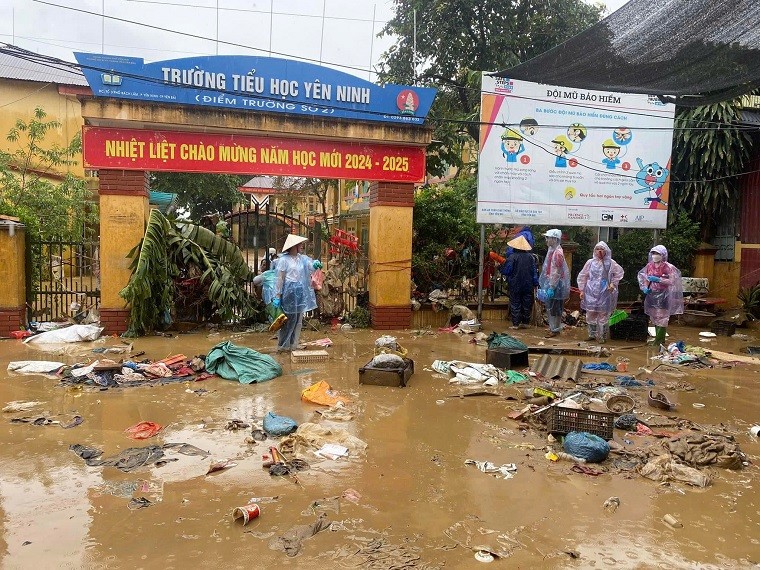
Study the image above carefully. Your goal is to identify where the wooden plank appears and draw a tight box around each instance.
[705,349,760,364]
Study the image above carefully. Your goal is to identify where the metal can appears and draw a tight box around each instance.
[232,503,260,525]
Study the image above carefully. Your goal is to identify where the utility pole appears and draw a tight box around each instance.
[368,4,376,81]
[412,9,417,83]
[319,0,326,64]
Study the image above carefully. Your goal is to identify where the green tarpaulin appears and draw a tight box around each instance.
[205,341,282,384]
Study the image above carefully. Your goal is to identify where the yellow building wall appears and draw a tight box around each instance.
[712,261,741,308]
[0,80,85,178]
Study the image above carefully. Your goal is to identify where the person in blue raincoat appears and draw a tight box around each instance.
[538,229,570,338]
[502,234,539,329]
[577,241,624,343]
[505,226,535,257]
[273,234,322,352]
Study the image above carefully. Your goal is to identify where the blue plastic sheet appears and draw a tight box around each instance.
[616,376,655,387]
[582,362,617,371]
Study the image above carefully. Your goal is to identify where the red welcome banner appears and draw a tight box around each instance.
[82,126,426,183]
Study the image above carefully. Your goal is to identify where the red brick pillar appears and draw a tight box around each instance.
[368,181,414,330]
[98,170,150,335]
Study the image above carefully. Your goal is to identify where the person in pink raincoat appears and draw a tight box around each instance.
[637,245,684,346]
[577,241,624,343]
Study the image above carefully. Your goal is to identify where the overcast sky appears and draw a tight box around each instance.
[1,0,629,82]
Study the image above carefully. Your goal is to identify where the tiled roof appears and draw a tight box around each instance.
[0,52,88,86]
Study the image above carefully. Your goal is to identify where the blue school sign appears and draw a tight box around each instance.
[74,52,436,125]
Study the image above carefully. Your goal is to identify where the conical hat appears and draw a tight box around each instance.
[507,235,532,251]
[282,234,308,252]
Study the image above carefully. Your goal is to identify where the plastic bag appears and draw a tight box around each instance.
[563,431,610,463]
[263,411,298,436]
[266,302,288,332]
[311,268,325,290]
[301,380,349,406]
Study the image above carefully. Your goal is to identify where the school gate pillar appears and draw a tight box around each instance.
[98,170,150,335]
[0,221,26,337]
[368,181,414,329]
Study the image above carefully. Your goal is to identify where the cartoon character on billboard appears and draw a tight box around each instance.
[567,123,587,144]
[519,117,539,136]
[501,128,525,164]
[634,158,669,207]
[601,139,621,169]
[551,135,573,168]
[613,127,632,145]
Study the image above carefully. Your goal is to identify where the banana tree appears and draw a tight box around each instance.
[120,210,257,336]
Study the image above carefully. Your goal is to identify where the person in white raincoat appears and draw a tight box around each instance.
[273,234,322,352]
[577,241,624,343]
[538,229,570,338]
[637,244,684,347]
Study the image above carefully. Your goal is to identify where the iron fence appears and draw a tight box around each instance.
[28,240,100,321]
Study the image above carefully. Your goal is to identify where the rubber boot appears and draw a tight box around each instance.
[654,326,666,347]
[597,323,607,344]
[587,323,597,341]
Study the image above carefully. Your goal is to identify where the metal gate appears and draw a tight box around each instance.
[27,240,100,322]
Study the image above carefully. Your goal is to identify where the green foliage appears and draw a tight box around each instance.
[608,229,653,301]
[670,99,754,238]
[120,210,257,336]
[738,283,760,319]
[662,212,701,277]
[412,176,479,291]
[606,216,700,301]
[347,306,371,328]
[413,176,477,251]
[150,172,246,220]
[0,107,96,241]
[378,0,603,177]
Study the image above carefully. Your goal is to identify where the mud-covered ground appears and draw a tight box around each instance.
[0,321,758,569]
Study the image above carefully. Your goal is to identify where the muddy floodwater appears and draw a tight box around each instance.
[0,321,758,569]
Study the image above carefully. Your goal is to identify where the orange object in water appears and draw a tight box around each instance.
[301,380,349,407]
[9,330,31,339]
[124,421,163,439]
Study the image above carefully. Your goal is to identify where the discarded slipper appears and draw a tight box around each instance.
[571,464,603,476]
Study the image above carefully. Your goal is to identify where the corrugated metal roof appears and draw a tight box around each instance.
[240,176,276,190]
[739,109,760,125]
[149,191,178,214]
[531,354,584,382]
[0,53,88,86]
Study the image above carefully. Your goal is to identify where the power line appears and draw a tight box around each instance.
[31,0,384,78]
[2,44,759,185]
[5,43,758,135]
[124,0,391,24]
[4,43,759,139]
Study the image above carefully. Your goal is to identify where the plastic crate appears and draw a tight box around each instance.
[359,358,414,387]
[546,406,615,440]
[608,309,628,326]
[610,314,648,341]
[291,350,329,363]
[710,320,736,336]
[486,347,529,369]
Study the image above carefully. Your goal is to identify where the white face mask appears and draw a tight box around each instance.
[651,254,662,263]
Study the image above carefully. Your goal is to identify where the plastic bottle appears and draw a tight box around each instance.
[545,450,586,464]
[555,451,587,464]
